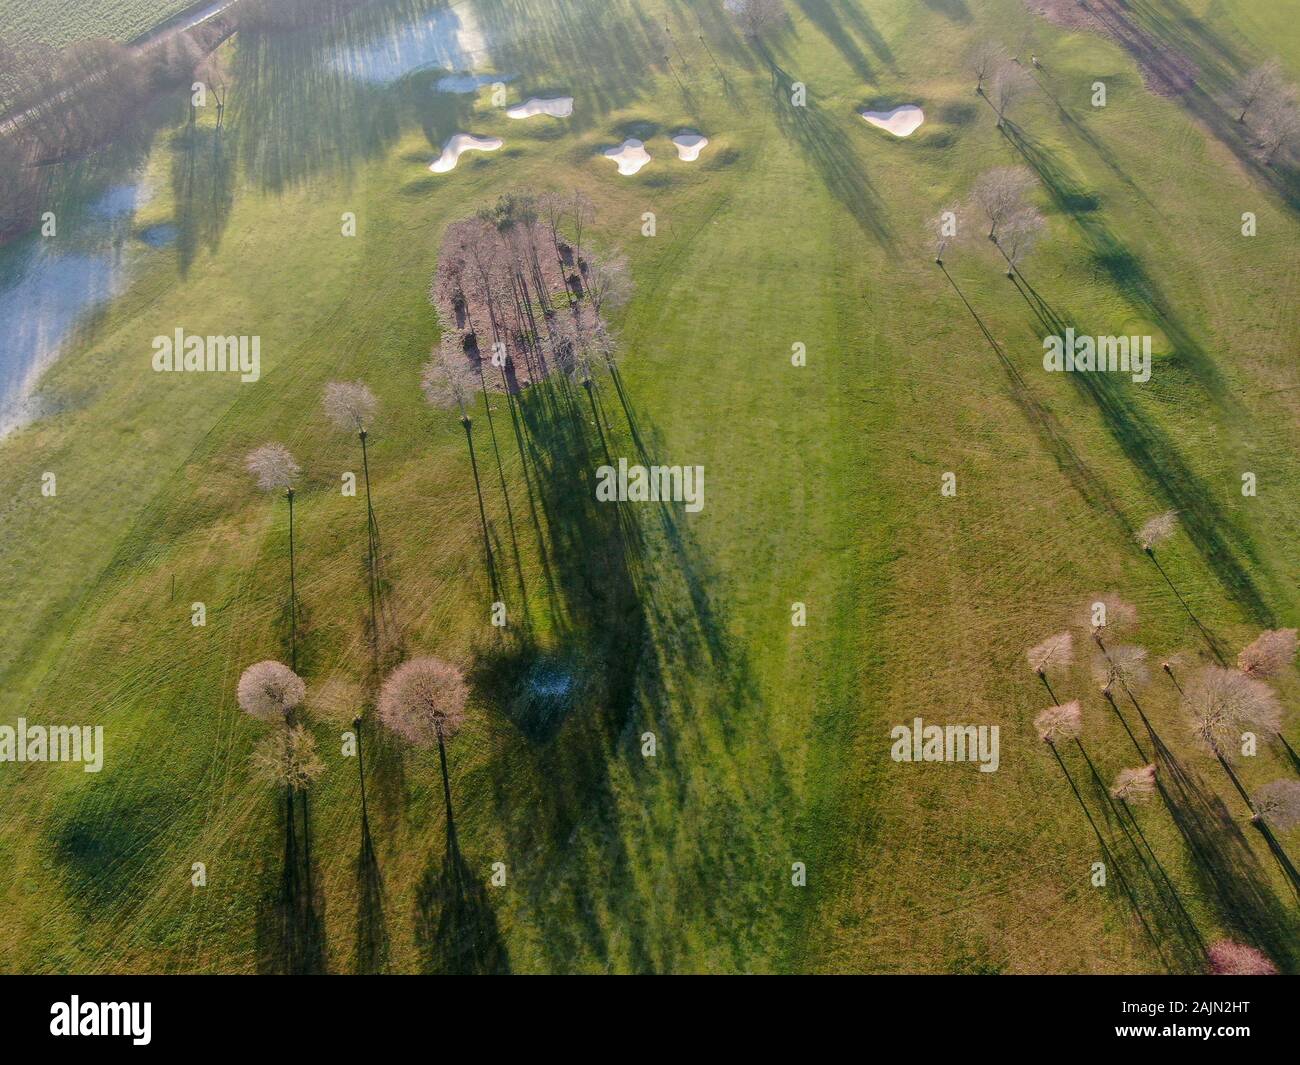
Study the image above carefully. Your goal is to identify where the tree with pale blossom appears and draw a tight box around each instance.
[379,656,470,820]
[238,660,306,722]
[1207,939,1278,975]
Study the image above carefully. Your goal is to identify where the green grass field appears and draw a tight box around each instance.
[0,0,197,46]
[0,0,1297,973]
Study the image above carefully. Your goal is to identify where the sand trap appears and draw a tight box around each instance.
[430,132,503,173]
[671,132,709,161]
[507,96,573,119]
[603,138,651,175]
[858,104,924,137]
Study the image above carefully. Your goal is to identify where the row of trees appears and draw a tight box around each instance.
[232,187,634,969]
[1028,564,1299,972]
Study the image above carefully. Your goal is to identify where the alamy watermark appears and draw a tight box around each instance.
[1043,327,1151,383]
[0,718,103,772]
[151,328,261,382]
[890,717,1000,773]
[595,458,704,512]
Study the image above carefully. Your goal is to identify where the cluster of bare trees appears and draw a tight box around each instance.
[430,190,631,396]
[1027,587,1299,972]
[928,166,1046,277]
[1235,58,1300,166]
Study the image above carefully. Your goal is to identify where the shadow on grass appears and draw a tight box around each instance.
[254,787,328,974]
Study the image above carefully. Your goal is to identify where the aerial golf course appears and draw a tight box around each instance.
[0,0,1297,975]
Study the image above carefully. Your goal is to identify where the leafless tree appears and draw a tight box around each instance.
[1092,644,1150,696]
[323,380,377,434]
[968,40,1008,95]
[1110,765,1157,803]
[251,724,326,789]
[1256,90,1300,164]
[246,443,302,666]
[725,0,786,39]
[991,61,1034,127]
[1136,509,1178,552]
[969,166,1035,240]
[1082,593,1138,644]
[1235,58,1285,123]
[1034,700,1083,745]
[246,442,299,493]
[1027,631,1073,683]
[378,657,469,746]
[587,250,633,313]
[997,206,1045,276]
[1237,628,1298,679]
[1253,779,1300,832]
[238,660,306,722]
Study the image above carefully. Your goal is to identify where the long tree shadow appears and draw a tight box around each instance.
[169,121,238,277]
[1059,0,1300,212]
[760,45,893,248]
[354,818,390,973]
[254,787,328,974]
[468,353,794,971]
[1007,265,1275,628]
[414,738,508,974]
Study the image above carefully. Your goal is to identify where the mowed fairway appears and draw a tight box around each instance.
[0,0,1296,973]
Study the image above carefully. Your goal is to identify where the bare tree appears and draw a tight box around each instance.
[378,656,470,821]
[323,380,386,669]
[968,40,1008,95]
[1082,593,1138,644]
[1110,765,1157,803]
[238,660,307,722]
[587,250,633,313]
[1034,700,1083,745]
[725,0,786,39]
[1026,630,1073,689]
[928,207,960,264]
[251,724,326,789]
[1236,58,1285,123]
[246,443,302,667]
[997,206,1045,276]
[1136,509,1178,553]
[991,61,1034,127]
[1253,780,1300,832]
[1092,644,1150,697]
[1237,628,1298,679]
[969,166,1035,240]
[1256,90,1300,164]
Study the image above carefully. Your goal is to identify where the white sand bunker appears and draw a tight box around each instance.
[671,132,709,161]
[603,138,651,175]
[858,104,924,137]
[430,133,503,173]
[506,96,573,119]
